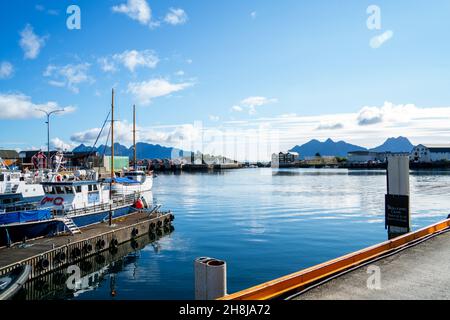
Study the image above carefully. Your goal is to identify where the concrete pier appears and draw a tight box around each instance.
[220,218,450,300]
[293,230,450,300]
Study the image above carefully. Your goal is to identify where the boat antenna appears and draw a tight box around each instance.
[133,104,137,171]
[111,89,115,179]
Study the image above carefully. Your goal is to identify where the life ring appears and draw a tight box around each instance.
[110,238,119,248]
[83,243,93,253]
[71,247,82,258]
[53,197,64,206]
[56,175,62,182]
[55,251,66,263]
[131,228,139,237]
[38,258,50,270]
[96,239,106,250]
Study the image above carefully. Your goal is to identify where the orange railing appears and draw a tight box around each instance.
[220,218,450,300]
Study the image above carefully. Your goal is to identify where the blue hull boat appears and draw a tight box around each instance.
[0,204,133,247]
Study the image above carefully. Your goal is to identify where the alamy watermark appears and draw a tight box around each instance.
[366,265,382,290]
[366,5,393,49]
[66,5,81,30]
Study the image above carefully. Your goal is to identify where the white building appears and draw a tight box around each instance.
[347,151,379,164]
[411,144,450,163]
[271,152,300,167]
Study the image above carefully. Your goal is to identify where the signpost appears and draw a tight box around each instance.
[385,155,411,238]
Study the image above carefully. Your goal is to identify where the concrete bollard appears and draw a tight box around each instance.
[386,155,411,238]
[194,257,227,300]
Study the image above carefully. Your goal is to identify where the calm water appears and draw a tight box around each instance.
[25,168,450,300]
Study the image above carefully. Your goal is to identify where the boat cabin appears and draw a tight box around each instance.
[123,170,147,184]
[40,181,110,211]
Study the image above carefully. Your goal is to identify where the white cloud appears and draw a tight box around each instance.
[175,70,185,76]
[231,105,243,112]
[19,24,47,60]
[35,5,59,15]
[370,30,394,49]
[127,79,193,105]
[114,50,158,72]
[357,106,384,125]
[233,96,278,115]
[0,93,75,120]
[44,63,93,93]
[51,138,75,151]
[68,101,450,161]
[71,128,102,144]
[71,121,201,148]
[0,62,14,79]
[98,57,117,73]
[112,0,151,25]
[164,8,188,26]
[99,50,159,73]
[316,122,344,130]
[209,115,220,122]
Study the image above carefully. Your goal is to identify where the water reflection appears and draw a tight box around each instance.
[16,226,174,300]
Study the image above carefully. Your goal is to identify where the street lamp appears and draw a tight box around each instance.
[36,108,65,169]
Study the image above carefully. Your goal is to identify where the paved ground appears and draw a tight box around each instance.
[294,231,450,300]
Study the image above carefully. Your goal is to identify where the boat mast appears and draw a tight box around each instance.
[111,89,115,179]
[133,104,137,170]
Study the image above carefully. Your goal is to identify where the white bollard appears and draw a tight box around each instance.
[386,155,410,237]
[194,257,227,300]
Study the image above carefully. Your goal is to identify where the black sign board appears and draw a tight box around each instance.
[385,194,410,229]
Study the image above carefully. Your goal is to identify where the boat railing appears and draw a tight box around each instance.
[54,193,137,218]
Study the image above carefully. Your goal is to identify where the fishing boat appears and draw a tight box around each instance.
[0,152,71,210]
[0,171,149,247]
[0,265,31,300]
[0,90,150,247]
[0,171,45,209]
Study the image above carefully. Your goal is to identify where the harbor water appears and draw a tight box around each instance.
[20,168,450,300]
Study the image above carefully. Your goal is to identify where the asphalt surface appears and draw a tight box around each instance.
[294,231,450,300]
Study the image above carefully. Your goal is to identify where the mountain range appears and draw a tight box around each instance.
[72,136,415,160]
[73,143,190,159]
[290,137,414,158]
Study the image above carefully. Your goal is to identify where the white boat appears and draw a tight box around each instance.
[110,171,153,196]
[0,171,45,209]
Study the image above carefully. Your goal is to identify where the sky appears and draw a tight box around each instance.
[1,0,450,161]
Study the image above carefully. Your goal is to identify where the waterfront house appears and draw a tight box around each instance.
[411,144,450,163]
[271,152,300,168]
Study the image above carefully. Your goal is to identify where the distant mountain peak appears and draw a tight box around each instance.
[370,137,414,153]
[72,142,190,160]
[289,136,415,158]
[290,139,366,158]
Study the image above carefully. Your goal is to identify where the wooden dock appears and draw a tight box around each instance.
[0,210,174,280]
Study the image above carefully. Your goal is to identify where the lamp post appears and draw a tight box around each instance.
[36,109,65,169]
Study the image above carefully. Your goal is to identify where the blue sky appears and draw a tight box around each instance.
[1,0,450,160]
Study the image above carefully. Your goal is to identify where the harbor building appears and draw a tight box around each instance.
[347,151,410,164]
[411,144,450,163]
[271,152,300,168]
[347,151,379,164]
